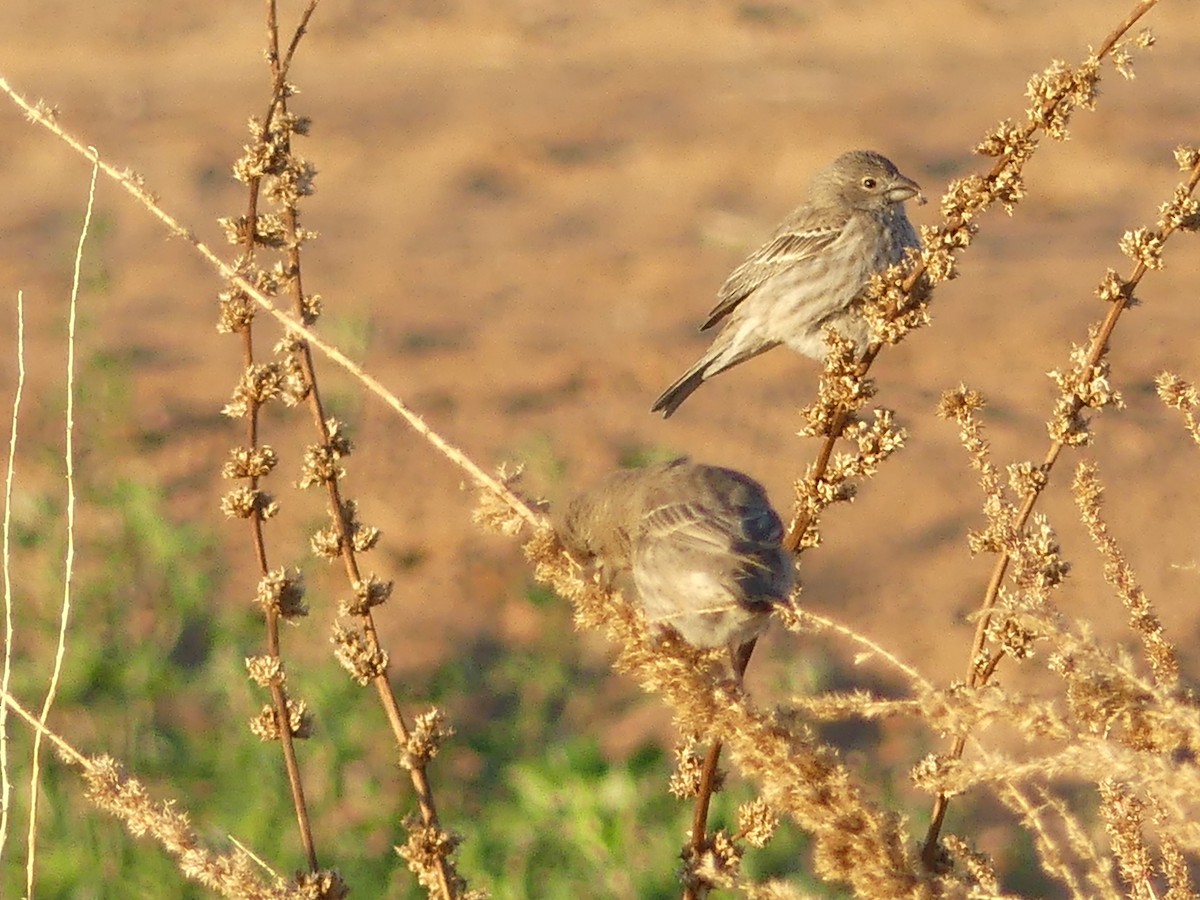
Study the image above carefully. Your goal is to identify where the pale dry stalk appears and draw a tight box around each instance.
[24,155,95,898]
[221,0,323,873]
[0,687,331,899]
[0,290,24,864]
[923,149,1200,861]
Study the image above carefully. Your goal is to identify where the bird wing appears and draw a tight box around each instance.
[632,501,742,629]
[701,222,843,331]
[637,494,781,579]
[639,499,732,555]
[632,496,789,624]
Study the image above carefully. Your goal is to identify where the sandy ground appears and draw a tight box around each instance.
[1,0,1198,756]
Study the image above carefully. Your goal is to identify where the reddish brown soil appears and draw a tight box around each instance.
[1,0,1198,721]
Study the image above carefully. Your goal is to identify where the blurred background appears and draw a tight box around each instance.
[0,1,1197,895]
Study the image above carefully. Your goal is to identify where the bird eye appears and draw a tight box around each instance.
[861,176,878,189]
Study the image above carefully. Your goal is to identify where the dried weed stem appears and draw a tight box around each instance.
[0,291,23,863]
[786,0,1161,555]
[923,149,1200,861]
[220,1,323,872]
[0,688,340,899]
[222,3,472,895]
[522,527,958,897]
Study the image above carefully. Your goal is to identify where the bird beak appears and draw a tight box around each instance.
[886,174,924,205]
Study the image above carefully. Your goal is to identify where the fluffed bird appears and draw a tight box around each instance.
[555,458,793,649]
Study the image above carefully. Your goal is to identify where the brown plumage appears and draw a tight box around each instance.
[555,459,794,649]
[652,149,922,418]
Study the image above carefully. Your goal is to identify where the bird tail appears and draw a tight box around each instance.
[651,334,775,417]
[650,361,708,418]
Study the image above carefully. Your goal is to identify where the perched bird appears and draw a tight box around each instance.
[555,459,794,649]
[652,149,922,418]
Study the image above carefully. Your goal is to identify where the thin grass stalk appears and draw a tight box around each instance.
[25,155,95,898]
[0,291,25,863]
[0,688,323,899]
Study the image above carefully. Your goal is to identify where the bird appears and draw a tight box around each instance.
[651,149,922,418]
[555,458,794,649]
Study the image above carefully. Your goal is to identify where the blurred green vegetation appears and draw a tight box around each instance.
[0,260,828,898]
[0,343,1040,899]
[3,466,833,898]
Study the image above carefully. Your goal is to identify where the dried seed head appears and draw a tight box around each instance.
[216,285,256,334]
[737,798,779,848]
[332,624,388,685]
[399,708,454,770]
[396,820,465,894]
[668,738,711,799]
[311,523,342,559]
[249,698,311,741]
[1094,268,1127,304]
[291,870,348,900]
[1155,372,1199,411]
[245,654,284,688]
[220,486,279,520]
[1119,227,1165,270]
[1158,186,1200,232]
[222,363,288,417]
[1174,145,1200,172]
[221,445,279,480]
[339,575,393,616]
[255,568,308,618]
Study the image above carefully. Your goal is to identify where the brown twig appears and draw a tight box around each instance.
[681,638,756,900]
[785,0,1161,554]
[224,0,325,873]
[921,149,1200,865]
[240,4,464,895]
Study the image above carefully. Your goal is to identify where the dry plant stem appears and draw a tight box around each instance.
[0,690,86,767]
[0,79,539,532]
[280,210,460,895]
[922,152,1200,865]
[682,639,756,900]
[0,689,312,900]
[784,409,850,553]
[681,748,725,900]
[233,2,321,871]
[25,156,94,899]
[373,680,452,848]
[260,0,319,141]
[280,134,461,900]
[688,738,723,863]
[784,0,1160,554]
[253,7,458,894]
[0,291,24,863]
[537,546,927,896]
[239,0,318,270]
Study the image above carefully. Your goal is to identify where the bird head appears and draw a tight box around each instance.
[815,149,924,213]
